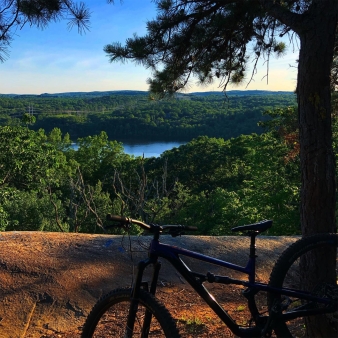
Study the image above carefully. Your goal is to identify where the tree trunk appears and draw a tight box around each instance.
[298,2,336,236]
[297,1,337,336]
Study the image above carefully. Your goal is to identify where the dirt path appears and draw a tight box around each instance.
[0,232,298,338]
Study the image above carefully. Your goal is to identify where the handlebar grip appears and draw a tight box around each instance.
[106,214,130,223]
[106,214,151,231]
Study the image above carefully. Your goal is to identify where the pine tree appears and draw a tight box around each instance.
[0,0,113,62]
[105,1,337,336]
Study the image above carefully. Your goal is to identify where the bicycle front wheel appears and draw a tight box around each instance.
[268,233,338,337]
[82,287,181,338]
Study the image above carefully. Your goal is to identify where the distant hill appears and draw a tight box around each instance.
[0,89,293,98]
[39,90,148,98]
[0,90,147,98]
[0,89,296,142]
[189,90,293,96]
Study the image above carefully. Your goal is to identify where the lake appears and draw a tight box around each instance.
[72,141,185,158]
[122,141,185,158]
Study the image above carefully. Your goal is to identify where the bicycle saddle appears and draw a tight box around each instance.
[231,220,272,234]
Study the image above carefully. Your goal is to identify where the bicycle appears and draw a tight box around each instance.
[82,215,338,337]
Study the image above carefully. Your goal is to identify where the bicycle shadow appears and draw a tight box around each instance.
[0,232,298,337]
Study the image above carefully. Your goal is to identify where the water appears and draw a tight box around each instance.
[122,141,184,158]
[71,141,185,158]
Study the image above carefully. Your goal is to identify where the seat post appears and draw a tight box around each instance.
[249,232,258,259]
[248,232,259,283]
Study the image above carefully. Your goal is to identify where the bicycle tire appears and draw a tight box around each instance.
[267,233,338,337]
[82,287,181,338]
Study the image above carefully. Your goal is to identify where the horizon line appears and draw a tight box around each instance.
[0,89,294,96]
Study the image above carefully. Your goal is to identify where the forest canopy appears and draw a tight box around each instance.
[0,93,309,236]
[0,91,295,141]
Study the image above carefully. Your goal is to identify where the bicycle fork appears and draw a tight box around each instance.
[125,257,162,338]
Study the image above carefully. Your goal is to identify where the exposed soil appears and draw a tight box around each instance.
[0,232,298,338]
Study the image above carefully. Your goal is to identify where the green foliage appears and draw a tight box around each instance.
[47,128,72,152]
[259,106,298,136]
[1,188,63,232]
[331,25,338,91]
[22,113,36,126]
[104,1,295,96]
[0,126,74,231]
[146,135,249,194]
[0,126,122,233]
[65,179,115,233]
[0,107,303,235]
[69,131,131,185]
[0,0,92,61]
[0,126,68,190]
[0,204,9,231]
[145,132,300,235]
[0,92,296,141]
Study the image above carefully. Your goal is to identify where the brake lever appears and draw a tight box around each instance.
[104,221,131,232]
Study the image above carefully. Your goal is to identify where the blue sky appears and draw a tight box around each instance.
[1,1,298,94]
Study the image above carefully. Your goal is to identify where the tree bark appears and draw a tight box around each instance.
[297,0,337,236]
[296,1,337,336]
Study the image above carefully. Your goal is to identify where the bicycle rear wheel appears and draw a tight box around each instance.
[82,287,180,338]
[267,234,338,337]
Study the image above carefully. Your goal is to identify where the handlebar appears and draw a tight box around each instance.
[106,214,198,236]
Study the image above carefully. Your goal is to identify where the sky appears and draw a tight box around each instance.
[1,1,299,95]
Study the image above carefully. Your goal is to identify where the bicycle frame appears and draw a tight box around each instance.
[127,234,336,338]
